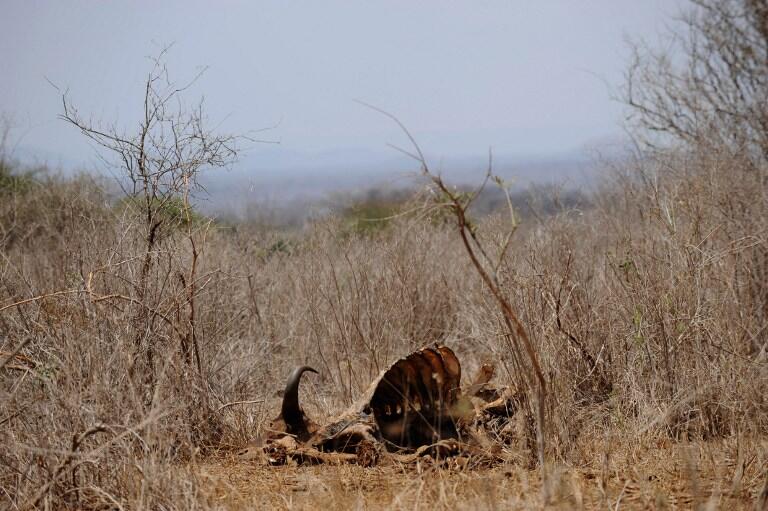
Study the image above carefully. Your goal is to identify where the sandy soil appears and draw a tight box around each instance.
[190,438,767,510]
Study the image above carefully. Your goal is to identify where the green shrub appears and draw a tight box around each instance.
[342,201,399,236]
[116,195,206,228]
[0,159,37,195]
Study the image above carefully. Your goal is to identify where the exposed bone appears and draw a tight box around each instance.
[245,344,524,468]
[270,366,317,442]
[465,363,495,397]
[368,346,462,447]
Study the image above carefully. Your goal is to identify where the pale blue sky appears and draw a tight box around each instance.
[1,1,683,174]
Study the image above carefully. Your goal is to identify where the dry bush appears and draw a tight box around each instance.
[3,137,767,508]
[625,0,768,164]
[2,1,768,506]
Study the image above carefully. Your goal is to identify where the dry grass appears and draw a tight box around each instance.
[195,435,766,510]
[2,142,768,509]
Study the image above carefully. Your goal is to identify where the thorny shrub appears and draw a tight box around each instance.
[1,140,767,507]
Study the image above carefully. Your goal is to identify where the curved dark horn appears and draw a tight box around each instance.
[281,365,318,427]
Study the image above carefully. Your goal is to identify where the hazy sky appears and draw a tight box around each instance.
[1,1,683,173]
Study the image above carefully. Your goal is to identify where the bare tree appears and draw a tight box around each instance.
[358,102,549,478]
[624,0,768,166]
[60,49,240,392]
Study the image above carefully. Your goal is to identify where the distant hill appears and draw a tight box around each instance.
[11,141,597,225]
[198,147,595,222]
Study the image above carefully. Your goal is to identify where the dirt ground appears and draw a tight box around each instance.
[190,437,768,510]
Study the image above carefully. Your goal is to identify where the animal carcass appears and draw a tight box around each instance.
[239,345,526,466]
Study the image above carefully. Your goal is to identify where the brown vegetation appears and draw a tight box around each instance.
[2,1,768,508]
[2,131,767,509]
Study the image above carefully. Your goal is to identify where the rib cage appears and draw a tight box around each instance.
[369,346,462,447]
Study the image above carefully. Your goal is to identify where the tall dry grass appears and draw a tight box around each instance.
[1,141,767,508]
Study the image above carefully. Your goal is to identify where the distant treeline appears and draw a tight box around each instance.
[215,179,592,231]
